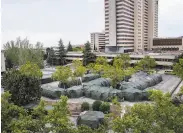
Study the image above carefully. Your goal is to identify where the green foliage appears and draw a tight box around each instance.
[96,56,108,66]
[81,102,90,112]
[94,64,105,75]
[52,66,72,84]
[112,90,183,133]
[92,100,102,111]
[136,55,157,72]
[2,69,42,106]
[67,41,73,51]
[1,92,71,133]
[102,65,125,88]
[58,38,66,65]
[173,58,183,80]
[46,96,73,133]
[46,47,56,65]
[74,66,87,78]
[98,55,135,88]
[86,63,95,73]
[73,47,83,52]
[72,60,87,78]
[113,54,130,69]
[83,41,96,66]
[19,61,43,79]
[73,60,83,69]
[93,56,108,75]
[99,102,110,114]
[1,92,27,132]
[4,38,44,69]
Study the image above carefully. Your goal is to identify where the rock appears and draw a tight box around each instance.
[66,85,84,98]
[77,111,104,129]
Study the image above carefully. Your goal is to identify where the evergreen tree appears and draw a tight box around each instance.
[47,48,55,66]
[67,41,73,51]
[83,41,96,66]
[58,38,66,65]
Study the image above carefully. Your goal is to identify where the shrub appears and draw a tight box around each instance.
[2,69,42,106]
[92,100,102,111]
[99,102,110,114]
[81,102,90,112]
[19,61,43,79]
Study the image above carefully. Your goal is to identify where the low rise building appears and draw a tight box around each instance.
[65,52,182,69]
[152,37,183,51]
[90,32,105,52]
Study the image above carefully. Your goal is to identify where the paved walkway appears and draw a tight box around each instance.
[153,75,181,94]
[172,81,183,95]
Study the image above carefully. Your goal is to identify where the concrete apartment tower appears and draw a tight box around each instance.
[105,0,159,53]
[90,31,105,52]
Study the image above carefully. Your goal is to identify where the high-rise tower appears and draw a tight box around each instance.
[105,0,159,53]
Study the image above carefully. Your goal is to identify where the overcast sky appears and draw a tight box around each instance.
[2,0,183,47]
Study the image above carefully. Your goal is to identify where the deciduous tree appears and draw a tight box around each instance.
[136,55,156,72]
[52,66,72,89]
[19,61,43,79]
[112,90,183,133]
[4,37,44,68]
[173,58,183,80]
[2,69,42,106]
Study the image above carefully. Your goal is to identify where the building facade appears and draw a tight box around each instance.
[105,0,159,53]
[90,32,105,52]
[152,37,183,51]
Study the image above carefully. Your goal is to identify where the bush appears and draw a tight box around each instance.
[92,100,102,111]
[2,69,42,106]
[99,102,110,114]
[19,61,43,79]
[81,102,90,112]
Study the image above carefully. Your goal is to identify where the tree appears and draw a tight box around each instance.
[72,59,83,69]
[19,61,43,79]
[136,55,156,72]
[173,58,183,80]
[86,63,95,73]
[52,66,72,88]
[67,41,73,51]
[4,37,44,68]
[83,41,96,66]
[2,69,42,106]
[47,47,56,66]
[112,90,183,133]
[103,65,125,88]
[46,96,74,133]
[73,66,87,78]
[58,38,66,65]
[1,92,27,132]
[46,47,51,59]
[73,47,83,52]
[72,60,86,84]
[96,56,108,66]
[93,57,108,75]
[114,54,130,69]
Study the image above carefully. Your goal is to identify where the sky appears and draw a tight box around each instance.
[1,0,183,47]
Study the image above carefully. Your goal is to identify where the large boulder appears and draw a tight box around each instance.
[83,78,111,87]
[82,74,100,82]
[58,77,82,89]
[42,84,65,99]
[122,88,143,101]
[77,111,104,129]
[66,85,84,98]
